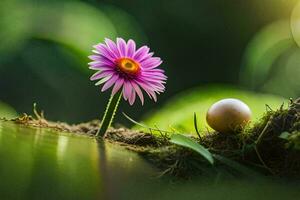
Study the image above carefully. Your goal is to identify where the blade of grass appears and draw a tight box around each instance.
[122,112,173,134]
[123,112,148,128]
[170,134,214,165]
[193,112,201,140]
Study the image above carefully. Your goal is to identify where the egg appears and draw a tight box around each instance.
[206,98,252,133]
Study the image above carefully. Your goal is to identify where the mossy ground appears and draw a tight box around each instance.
[4,98,300,179]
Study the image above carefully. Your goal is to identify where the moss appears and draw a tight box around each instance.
[5,98,300,179]
[239,98,300,176]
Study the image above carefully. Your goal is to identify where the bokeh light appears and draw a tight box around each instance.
[291,0,300,47]
[0,0,299,123]
[240,18,300,98]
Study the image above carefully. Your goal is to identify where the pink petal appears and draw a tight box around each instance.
[139,52,154,63]
[105,38,120,58]
[141,74,167,81]
[126,39,136,58]
[93,44,115,61]
[141,82,164,93]
[117,38,127,57]
[151,92,157,102]
[147,89,157,102]
[112,78,124,95]
[128,88,136,105]
[133,46,150,62]
[90,71,114,81]
[131,81,144,105]
[142,71,167,77]
[144,69,165,73]
[141,78,166,86]
[135,81,157,101]
[141,57,162,69]
[88,55,102,61]
[101,75,119,92]
[88,56,115,67]
[122,82,132,100]
[89,65,113,71]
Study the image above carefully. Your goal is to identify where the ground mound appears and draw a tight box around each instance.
[5,99,300,179]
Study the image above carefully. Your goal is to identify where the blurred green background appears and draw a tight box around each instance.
[1,0,300,127]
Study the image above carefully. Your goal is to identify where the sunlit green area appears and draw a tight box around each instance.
[291,1,300,47]
[0,102,17,119]
[142,86,286,134]
[240,20,300,97]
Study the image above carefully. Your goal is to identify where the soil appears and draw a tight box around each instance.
[3,98,300,179]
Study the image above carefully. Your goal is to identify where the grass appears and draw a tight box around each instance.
[4,98,300,179]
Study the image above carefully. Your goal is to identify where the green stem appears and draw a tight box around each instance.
[96,91,122,137]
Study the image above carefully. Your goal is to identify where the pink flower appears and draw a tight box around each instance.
[88,38,167,105]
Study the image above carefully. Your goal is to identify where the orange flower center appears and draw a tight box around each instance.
[116,58,140,75]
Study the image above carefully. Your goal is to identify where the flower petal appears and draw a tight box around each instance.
[136,81,158,101]
[112,78,124,95]
[141,57,162,69]
[88,55,102,61]
[128,87,136,105]
[88,56,115,67]
[142,71,167,77]
[101,75,119,92]
[117,38,127,57]
[126,39,136,58]
[89,65,113,71]
[122,82,132,100]
[133,46,150,62]
[90,71,114,81]
[139,52,154,63]
[95,75,112,86]
[131,81,144,105]
[105,38,120,58]
[93,44,115,61]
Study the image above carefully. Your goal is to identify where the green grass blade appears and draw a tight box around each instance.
[123,112,173,134]
[193,112,201,139]
[170,134,214,165]
[123,112,150,129]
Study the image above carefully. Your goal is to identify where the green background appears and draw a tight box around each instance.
[0,0,300,126]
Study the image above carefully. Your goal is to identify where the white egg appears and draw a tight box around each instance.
[206,98,252,133]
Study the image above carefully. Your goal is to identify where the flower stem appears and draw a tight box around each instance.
[96,91,122,137]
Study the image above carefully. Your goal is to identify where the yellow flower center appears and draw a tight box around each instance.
[116,58,140,75]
